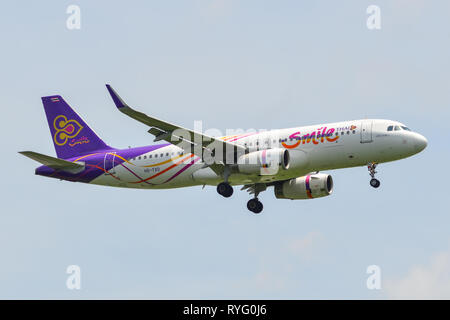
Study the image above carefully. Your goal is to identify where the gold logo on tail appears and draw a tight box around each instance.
[53,115,83,146]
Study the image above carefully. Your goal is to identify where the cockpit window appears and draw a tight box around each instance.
[388,125,411,132]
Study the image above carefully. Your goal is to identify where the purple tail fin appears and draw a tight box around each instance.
[42,95,112,159]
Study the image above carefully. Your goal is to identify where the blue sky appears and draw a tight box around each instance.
[1,0,449,299]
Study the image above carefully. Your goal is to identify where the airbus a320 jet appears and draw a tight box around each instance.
[20,85,427,213]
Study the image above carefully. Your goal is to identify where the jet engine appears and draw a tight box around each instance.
[237,148,289,175]
[274,173,333,199]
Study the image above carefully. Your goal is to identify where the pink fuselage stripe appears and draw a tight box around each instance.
[228,132,257,142]
[305,174,313,198]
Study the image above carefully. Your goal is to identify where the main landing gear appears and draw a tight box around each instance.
[368,162,381,188]
[217,181,263,213]
[217,166,233,198]
[247,198,263,214]
[217,182,233,198]
[245,184,266,214]
[217,164,265,214]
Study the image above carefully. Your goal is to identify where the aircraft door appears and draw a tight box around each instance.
[360,120,373,143]
[103,152,117,175]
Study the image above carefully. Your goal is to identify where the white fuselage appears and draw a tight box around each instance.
[90,119,427,189]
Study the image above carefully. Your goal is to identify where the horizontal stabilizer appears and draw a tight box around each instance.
[19,151,85,173]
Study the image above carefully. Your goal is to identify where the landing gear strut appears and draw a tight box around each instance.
[368,162,380,188]
[217,165,234,198]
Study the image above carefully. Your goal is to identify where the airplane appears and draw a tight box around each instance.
[19,85,428,214]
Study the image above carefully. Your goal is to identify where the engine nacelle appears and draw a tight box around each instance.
[237,148,289,175]
[274,173,333,199]
[286,149,309,171]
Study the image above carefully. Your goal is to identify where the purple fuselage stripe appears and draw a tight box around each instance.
[120,163,153,185]
[165,157,200,183]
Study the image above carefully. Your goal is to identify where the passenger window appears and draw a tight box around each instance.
[149,155,152,158]
[160,153,163,157]
[166,153,169,156]
[352,130,356,134]
[138,156,141,160]
[155,154,158,158]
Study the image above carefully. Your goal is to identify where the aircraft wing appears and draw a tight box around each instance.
[106,84,246,163]
[19,151,85,173]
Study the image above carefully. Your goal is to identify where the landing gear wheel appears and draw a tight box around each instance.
[247,198,263,214]
[217,182,233,198]
[255,201,263,214]
[370,178,380,188]
[367,163,380,189]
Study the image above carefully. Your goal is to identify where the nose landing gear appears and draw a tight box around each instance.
[370,178,380,188]
[368,163,380,188]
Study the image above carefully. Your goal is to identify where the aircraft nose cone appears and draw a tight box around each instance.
[414,134,428,153]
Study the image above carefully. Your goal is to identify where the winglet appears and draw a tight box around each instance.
[106,84,128,109]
